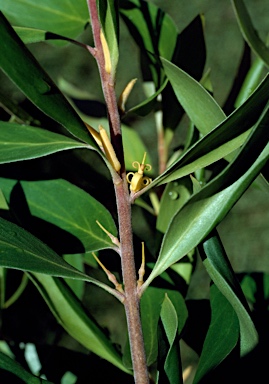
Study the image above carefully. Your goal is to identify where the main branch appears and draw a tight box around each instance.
[87,1,149,383]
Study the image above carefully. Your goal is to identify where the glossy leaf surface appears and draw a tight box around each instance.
[144,101,269,288]
[138,73,269,191]
[0,12,96,147]
[0,122,89,164]
[0,0,89,38]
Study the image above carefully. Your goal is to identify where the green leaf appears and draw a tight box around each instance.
[201,233,258,356]
[29,273,129,373]
[232,0,269,68]
[159,294,182,384]
[193,284,240,383]
[157,177,192,233]
[126,79,168,117]
[0,215,121,299]
[139,73,269,191]
[143,101,269,289]
[162,57,226,136]
[123,288,187,369]
[0,217,90,279]
[1,178,118,252]
[0,0,89,39]
[0,351,52,383]
[13,26,89,46]
[120,0,178,86]
[0,122,90,164]
[0,12,96,147]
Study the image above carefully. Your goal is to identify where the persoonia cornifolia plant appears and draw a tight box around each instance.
[0,0,269,383]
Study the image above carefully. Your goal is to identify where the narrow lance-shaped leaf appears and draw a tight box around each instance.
[135,73,269,194]
[162,57,226,136]
[193,284,240,384]
[0,217,121,299]
[29,273,129,373]
[0,12,96,147]
[158,294,182,384]
[0,178,118,253]
[142,101,269,289]
[0,122,90,164]
[232,0,269,68]
[0,351,52,384]
[201,233,258,356]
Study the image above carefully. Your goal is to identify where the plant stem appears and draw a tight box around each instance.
[87,1,149,382]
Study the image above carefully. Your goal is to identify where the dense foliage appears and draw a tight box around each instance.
[0,1,269,383]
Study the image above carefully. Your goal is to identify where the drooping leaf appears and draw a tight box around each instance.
[0,216,120,298]
[158,294,182,384]
[0,0,89,39]
[29,273,129,373]
[0,122,90,164]
[0,12,96,147]
[193,284,240,383]
[143,101,269,289]
[201,232,258,356]
[1,178,117,252]
[232,0,269,68]
[0,351,52,384]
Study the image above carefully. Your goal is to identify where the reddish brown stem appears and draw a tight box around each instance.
[87,1,149,383]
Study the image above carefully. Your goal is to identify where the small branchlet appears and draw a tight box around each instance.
[92,252,124,294]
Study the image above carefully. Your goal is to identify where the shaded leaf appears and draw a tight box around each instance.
[201,232,258,356]
[232,0,269,68]
[120,0,177,86]
[0,122,89,164]
[193,284,239,383]
[0,178,118,252]
[123,288,187,369]
[0,217,120,298]
[29,273,129,373]
[0,12,96,147]
[0,351,52,384]
[159,294,182,384]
